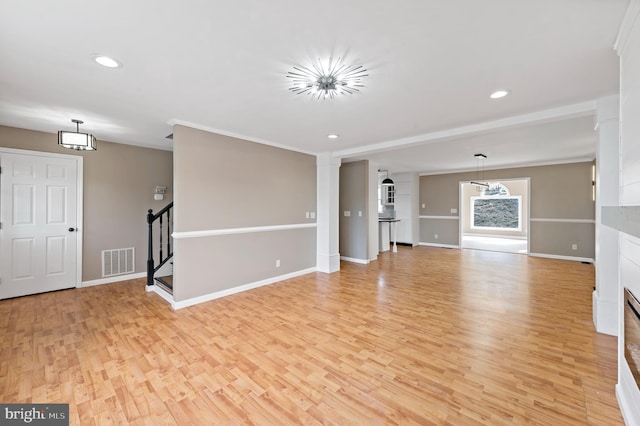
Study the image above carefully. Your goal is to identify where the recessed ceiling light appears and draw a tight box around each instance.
[92,55,122,68]
[327,134,339,139]
[490,89,510,99]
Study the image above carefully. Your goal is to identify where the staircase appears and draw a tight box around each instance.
[147,202,173,294]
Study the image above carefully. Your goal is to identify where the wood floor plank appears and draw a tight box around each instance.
[0,246,623,424]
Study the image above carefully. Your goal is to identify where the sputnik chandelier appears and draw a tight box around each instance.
[287,57,368,99]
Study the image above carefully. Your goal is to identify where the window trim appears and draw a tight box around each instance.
[470,195,522,232]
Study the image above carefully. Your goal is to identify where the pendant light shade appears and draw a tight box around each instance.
[381,170,394,186]
[58,119,96,151]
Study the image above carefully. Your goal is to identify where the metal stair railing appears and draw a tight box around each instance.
[147,202,173,289]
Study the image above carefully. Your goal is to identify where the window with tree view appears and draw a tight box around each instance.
[471,183,521,231]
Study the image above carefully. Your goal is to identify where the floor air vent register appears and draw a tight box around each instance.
[102,247,135,277]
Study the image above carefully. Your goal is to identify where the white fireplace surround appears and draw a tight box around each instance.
[603,206,640,425]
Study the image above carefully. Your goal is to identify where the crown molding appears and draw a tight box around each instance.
[333,101,596,159]
[418,157,595,176]
[614,0,640,56]
[167,119,317,156]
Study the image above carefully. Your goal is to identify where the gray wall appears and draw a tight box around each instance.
[339,161,368,261]
[0,125,174,281]
[420,161,595,259]
[172,125,316,302]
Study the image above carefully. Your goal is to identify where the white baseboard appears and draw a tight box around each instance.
[171,267,317,310]
[340,256,369,264]
[317,253,340,273]
[617,379,640,426]
[148,283,175,306]
[592,290,618,336]
[528,252,594,263]
[418,242,459,249]
[82,272,146,287]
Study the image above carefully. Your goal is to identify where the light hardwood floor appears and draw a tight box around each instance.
[0,246,622,425]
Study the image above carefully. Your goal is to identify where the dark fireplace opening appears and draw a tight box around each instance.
[624,287,640,388]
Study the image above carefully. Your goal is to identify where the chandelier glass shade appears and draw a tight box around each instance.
[287,57,368,99]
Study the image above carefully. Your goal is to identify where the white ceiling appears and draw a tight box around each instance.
[0,0,629,174]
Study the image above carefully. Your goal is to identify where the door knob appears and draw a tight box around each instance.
[68,227,76,232]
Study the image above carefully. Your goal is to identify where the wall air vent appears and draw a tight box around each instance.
[102,247,135,277]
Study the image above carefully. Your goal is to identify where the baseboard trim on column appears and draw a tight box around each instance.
[317,253,340,273]
[593,290,618,336]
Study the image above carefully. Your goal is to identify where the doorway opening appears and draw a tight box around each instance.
[459,178,529,254]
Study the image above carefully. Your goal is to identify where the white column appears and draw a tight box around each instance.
[368,161,380,261]
[317,154,341,273]
[593,95,620,336]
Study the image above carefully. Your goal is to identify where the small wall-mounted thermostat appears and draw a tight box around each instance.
[154,185,167,200]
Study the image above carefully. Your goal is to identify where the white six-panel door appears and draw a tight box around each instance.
[0,149,82,299]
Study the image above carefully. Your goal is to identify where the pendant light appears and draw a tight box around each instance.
[58,119,97,151]
[381,170,394,186]
[471,153,488,188]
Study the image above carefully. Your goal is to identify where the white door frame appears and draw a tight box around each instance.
[0,147,83,288]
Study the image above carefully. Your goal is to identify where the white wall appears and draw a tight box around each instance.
[391,172,419,245]
[615,1,640,424]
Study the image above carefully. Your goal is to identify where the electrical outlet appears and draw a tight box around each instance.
[310,212,315,219]
[434,234,439,239]
[344,211,351,217]
[572,244,578,251]
[358,211,362,217]
[422,203,425,209]
[276,259,280,267]
[305,212,310,219]
[450,208,457,214]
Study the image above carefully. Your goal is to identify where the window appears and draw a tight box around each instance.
[470,183,521,231]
